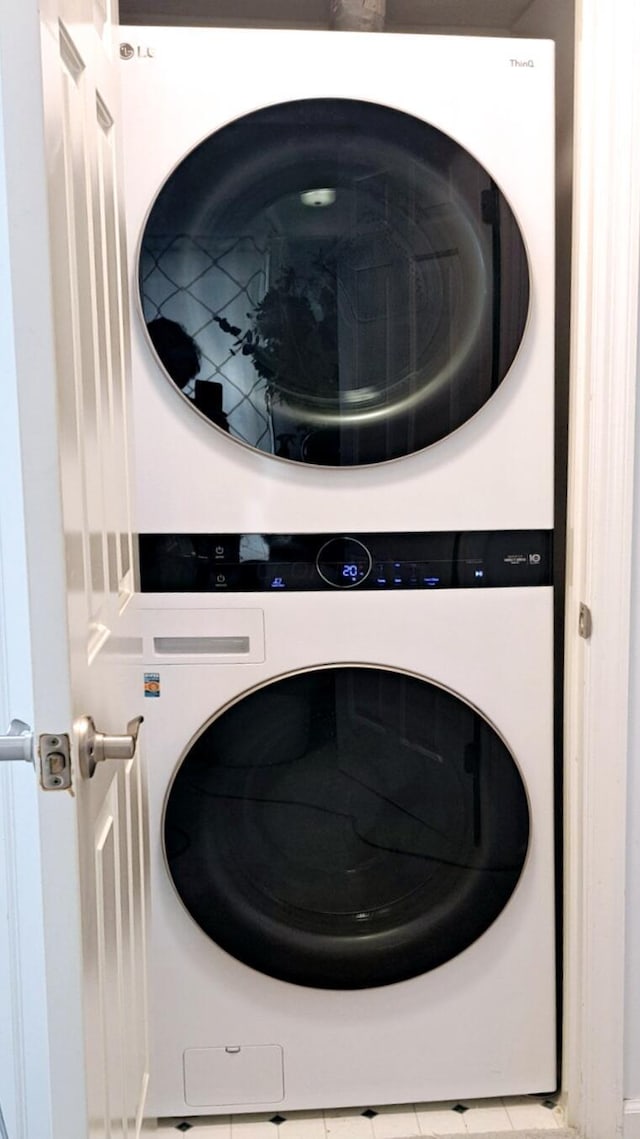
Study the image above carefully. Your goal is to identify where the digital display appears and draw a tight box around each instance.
[316,538,372,588]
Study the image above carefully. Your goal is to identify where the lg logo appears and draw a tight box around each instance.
[120,42,155,59]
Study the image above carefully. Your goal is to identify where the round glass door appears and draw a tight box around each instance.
[164,666,530,989]
[140,99,530,466]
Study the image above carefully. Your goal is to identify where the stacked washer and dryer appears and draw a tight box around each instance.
[120,27,556,1118]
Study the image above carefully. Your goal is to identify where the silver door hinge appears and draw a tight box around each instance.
[579,602,593,640]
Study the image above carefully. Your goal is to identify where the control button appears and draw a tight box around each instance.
[256,562,290,590]
[374,563,388,586]
[391,562,404,587]
[209,564,241,590]
[378,560,421,587]
[316,537,372,589]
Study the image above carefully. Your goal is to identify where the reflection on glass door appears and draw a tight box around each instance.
[164,667,530,989]
[140,100,529,466]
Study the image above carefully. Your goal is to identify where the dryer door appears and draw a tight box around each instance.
[164,665,530,989]
[139,99,530,466]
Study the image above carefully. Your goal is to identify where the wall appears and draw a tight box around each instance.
[120,0,535,30]
[625,288,640,1099]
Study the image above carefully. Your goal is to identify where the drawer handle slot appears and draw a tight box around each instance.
[153,636,250,655]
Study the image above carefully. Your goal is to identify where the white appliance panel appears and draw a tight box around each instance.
[129,588,555,1115]
[121,29,554,533]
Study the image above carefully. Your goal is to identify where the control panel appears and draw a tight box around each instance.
[139,530,553,593]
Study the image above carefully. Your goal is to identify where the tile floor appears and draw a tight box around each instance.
[151,1097,574,1138]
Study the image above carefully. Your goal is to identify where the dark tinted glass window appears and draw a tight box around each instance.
[140,99,529,466]
[165,667,530,989]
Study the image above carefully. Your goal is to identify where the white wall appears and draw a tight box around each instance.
[625,286,640,1099]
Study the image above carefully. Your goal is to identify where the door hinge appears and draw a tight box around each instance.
[578,602,593,640]
[38,733,72,791]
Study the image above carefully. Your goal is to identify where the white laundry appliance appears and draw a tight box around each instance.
[120,29,555,535]
[131,528,556,1117]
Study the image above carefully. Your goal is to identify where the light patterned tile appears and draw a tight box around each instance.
[460,1099,513,1133]
[186,1118,233,1139]
[324,1107,376,1139]
[503,1099,560,1130]
[279,1111,327,1139]
[550,1104,567,1129]
[414,1104,467,1136]
[371,1105,420,1139]
[230,1113,282,1139]
[151,1098,569,1139]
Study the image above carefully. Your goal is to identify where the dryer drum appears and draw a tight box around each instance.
[140,99,530,467]
[164,666,530,989]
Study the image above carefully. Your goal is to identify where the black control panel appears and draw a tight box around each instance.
[139,531,553,593]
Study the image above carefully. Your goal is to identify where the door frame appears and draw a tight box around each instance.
[563,0,640,1136]
[0,139,55,1134]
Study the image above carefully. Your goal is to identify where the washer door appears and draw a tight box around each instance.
[140,99,530,466]
[164,666,530,989]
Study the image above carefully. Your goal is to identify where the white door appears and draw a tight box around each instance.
[0,2,148,1137]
